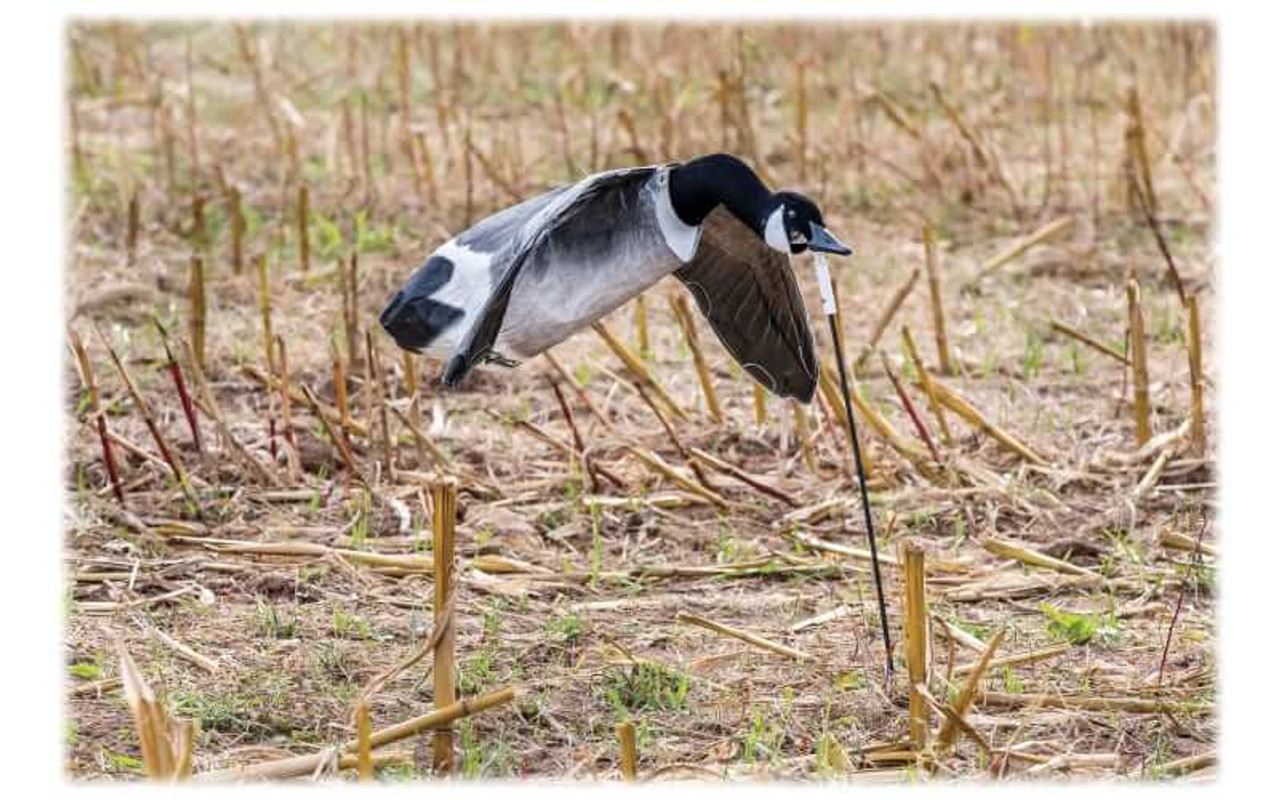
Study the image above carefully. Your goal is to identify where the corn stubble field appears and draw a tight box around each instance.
[64,21,1216,782]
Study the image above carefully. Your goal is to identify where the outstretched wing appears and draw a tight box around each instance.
[442,166,658,385]
[672,206,818,402]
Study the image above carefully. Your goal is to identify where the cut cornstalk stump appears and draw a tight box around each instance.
[356,700,373,782]
[633,295,650,358]
[1187,293,1205,454]
[275,336,302,482]
[753,382,767,427]
[227,184,244,275]
[922,224,951,374]
[402,350,429,467]
[190,193,206,252]
[188,255,206,372]
[297,183,310,273]
[255,253,275,373]
[901,541,930,751]
[668,293,722,423]
[339,251,362,369]
[432,478,459,775]
[1127,278,1153,446]
[366,331,394,482]
[126,190,140,266]
[617,720,638,781]
[118,643,196,781]
[792,401,818,472]
[332,341,353,445]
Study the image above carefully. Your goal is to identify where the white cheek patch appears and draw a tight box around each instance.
[764,207,789,253]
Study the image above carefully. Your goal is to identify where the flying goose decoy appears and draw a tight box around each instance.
[379,152,852,402]
[381,153,895,676]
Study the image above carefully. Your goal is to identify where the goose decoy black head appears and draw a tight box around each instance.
[381,153,853,402]
[764,191,853,256]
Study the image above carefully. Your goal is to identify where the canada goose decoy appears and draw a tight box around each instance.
[380,152,893,677]
[380,153,849,401]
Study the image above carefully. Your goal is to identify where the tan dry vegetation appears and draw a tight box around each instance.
[64,21,1215,782]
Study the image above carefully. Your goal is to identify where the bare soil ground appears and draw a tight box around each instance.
[64,21,1216,782]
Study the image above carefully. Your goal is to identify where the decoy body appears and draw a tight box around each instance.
[380,153,851,402]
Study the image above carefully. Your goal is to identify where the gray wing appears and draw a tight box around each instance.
[442,166,658,385]
[672,207,818,402]
[454,183,574,272]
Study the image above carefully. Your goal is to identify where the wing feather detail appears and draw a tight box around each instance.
[672,207,818,402]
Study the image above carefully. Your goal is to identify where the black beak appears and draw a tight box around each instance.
[808,222,853,256]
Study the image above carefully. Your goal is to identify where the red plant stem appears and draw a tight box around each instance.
[547,377,585,455]
[269,417,278,462]
[96,412,126,505]
[881,353,941,463]
[547,376,596,494]
[167,359,203,455]
[102,337,192,501]
[153,320,202,454]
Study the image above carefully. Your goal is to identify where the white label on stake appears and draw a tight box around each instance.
[813,253,837,315]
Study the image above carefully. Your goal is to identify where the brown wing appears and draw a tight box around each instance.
[672,207,818,402]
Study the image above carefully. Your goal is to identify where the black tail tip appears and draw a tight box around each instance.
[442,354,469,387]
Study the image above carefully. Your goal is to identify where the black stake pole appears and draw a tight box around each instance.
[814,253,894,681]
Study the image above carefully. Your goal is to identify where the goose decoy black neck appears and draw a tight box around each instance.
[668,153,774,229]
[669,153,851,256]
